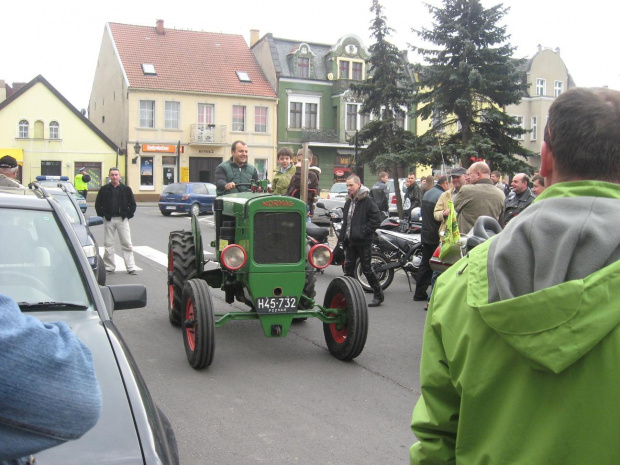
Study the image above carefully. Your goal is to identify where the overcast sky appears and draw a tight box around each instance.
[2,0,618,111]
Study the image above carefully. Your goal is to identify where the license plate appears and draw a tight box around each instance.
[256,296,298,314]
[166,206,176,210]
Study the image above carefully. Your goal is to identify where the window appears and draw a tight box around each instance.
[198,104,214,125]
[339,60,350,79]
[346,103,372,131]
[164,101,180,129]
[255,158,268,179]
[18,120,29,138]
[289,102,302,129]
[346,104,358,131]
[140,157,154,188]
[232,105,246,132]
[255,107,268,133]
[515,116,525,140]
[140,100,155,128]
[304,104,317,129]
[536,79,546,97]
[141,63,156,75]
[352,62,363,80]
[531,116,537,141]
[288,96,320,129]
[236,71,251,82]
[395,110,406,129]
[554,80,563,97]
[298,57,309,78]
[49,121,59,139]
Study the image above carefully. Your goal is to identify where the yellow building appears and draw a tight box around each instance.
[89,20,278,200]
[0,75,118,188]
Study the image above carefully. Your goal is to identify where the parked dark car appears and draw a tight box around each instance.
[35,175,88,213]
[43,185,107,285]
[159,182,216,216]
[0,186,179,464]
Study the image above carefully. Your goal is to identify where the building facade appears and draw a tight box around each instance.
[506,46,576,169]
[251,32,415,191]
[89,20,277,200]
[0,75,118,188]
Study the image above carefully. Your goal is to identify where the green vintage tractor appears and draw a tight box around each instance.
[167,181,368,369]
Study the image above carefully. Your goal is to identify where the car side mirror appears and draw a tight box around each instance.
[87,216,104,227]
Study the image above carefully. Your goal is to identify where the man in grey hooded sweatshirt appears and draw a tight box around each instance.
[339,175,383,307]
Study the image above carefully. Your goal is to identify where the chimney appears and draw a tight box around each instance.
[250,29,259,47]
[156,19,164,35]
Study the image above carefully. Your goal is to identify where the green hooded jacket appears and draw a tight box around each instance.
[411,181,620,464]
[272,163,296,195]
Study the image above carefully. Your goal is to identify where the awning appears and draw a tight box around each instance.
[1,148,23,163]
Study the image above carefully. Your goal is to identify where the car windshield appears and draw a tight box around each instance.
[0,209,91,308]
[39,180,78,195]
[50,193,81,224]
[331,183,347,193]
[162,184,187,195]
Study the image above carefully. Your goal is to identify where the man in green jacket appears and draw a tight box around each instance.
[410,87,620,464]
[215,140,258,196]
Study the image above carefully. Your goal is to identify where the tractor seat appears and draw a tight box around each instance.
[306,222,329,242]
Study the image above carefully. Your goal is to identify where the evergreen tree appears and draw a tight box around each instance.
[412,0,534,171]
[351,0,424,217]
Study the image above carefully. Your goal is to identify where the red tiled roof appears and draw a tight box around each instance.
[108,22,276,98]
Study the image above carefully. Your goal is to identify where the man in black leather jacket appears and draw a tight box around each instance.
[504,173,535,225]
[95,167,137,274]
[339,175,383,307]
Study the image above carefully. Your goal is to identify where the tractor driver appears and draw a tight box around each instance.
[215,141,259,196]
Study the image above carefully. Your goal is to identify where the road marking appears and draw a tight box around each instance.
[98,248,142,272]
[100,246,213,270]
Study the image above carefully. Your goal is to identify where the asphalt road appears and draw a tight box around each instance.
[90,204,428,464]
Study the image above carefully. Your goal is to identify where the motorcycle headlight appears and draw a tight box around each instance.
[221,244,247,271]
[308,244,332,269]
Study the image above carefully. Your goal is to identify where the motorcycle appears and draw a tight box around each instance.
[354,228,423,293]
[430,216,503,273]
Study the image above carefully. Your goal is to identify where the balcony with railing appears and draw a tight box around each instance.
[189,124,228,144]
[300,128,341,143]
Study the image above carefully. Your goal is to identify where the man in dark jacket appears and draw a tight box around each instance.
[413,176,448,302]
[339,175,383,307]
[402,172,422,219]
[370,172,390,216]
[215,140,258,196]
[504,173,535,224]
[95,167,138,274]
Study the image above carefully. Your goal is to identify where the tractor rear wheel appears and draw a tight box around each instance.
[168,230,197,326]
[323,276,368,361]
[182,279,215,369]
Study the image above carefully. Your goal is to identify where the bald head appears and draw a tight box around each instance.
[467,162,491,184]
[511,173,530,194]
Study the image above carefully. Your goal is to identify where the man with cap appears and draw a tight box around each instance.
[74,167,90,199]
[0,155,23,188]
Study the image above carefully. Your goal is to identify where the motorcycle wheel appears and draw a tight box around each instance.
[354,252,394,293]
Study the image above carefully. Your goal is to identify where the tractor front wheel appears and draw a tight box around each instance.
[168,230,198,326]
[323,276,368,361]
[182,279,215,369]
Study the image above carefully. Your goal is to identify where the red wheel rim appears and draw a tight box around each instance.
[185,300,196,350]
[329,293,348,343]
[168,251,174,309]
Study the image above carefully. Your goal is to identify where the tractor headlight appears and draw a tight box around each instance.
[221,244,247,271]
[308,244,332,269]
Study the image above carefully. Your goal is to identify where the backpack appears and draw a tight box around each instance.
[370,186,388,212]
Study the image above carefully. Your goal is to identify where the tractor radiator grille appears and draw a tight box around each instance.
[253,212,302,264]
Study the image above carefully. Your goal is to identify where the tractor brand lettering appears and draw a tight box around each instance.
[262,200,294,207]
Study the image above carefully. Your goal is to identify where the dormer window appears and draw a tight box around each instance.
[298,57,309,78]
[142,63,157,75]
[339,61,350,79]
[236,71,251,82]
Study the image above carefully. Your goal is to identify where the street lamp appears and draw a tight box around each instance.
[132,141,141,164]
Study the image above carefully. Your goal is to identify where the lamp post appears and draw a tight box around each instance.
[132,141,141,164]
